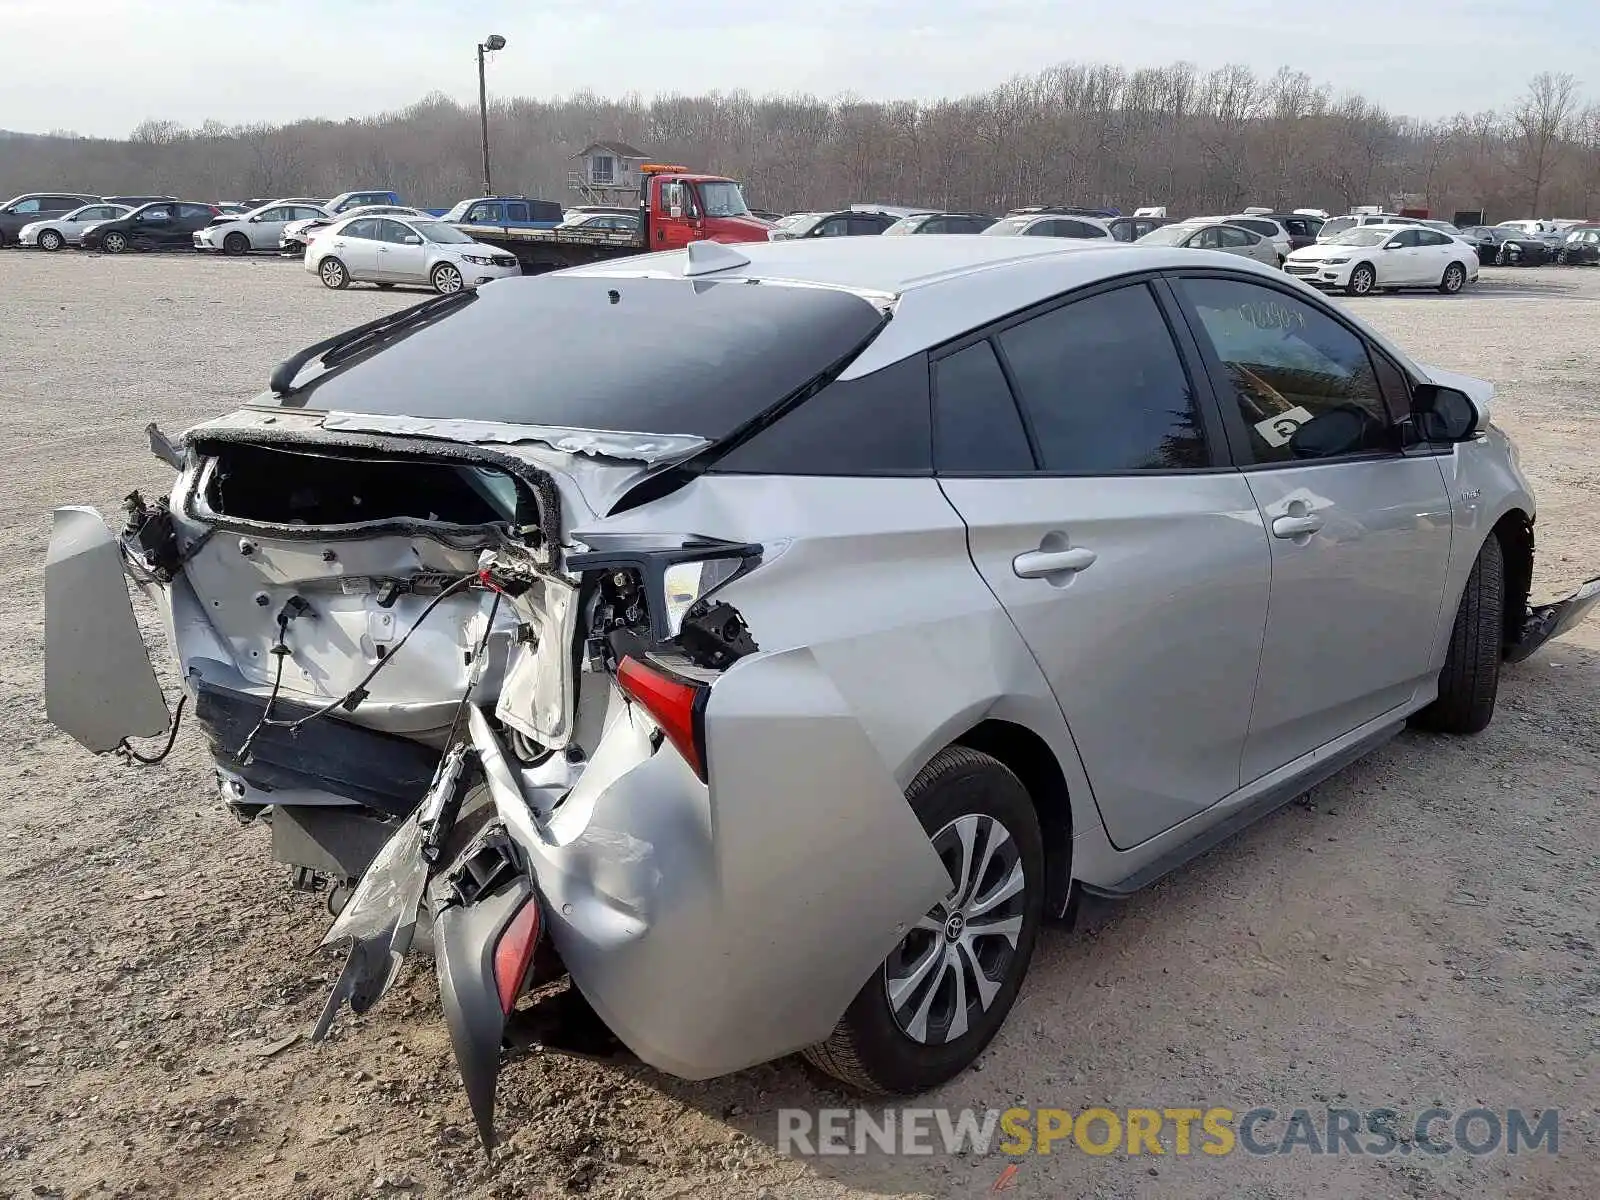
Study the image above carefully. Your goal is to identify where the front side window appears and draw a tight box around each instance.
[466,202,501,223]
[1177,276,1392,465]
[140,206,172,221]
[1387,229,1421,248]
[375,219,417,244]
[9,198,42,213]
[996,283,1208,473]
[341,218,380,240]
[1191,227,1221,249]
[813,216,851,237]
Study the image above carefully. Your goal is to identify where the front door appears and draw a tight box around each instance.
[372,218,427,282]
[934,280,1272,848]
[1170,274,1454,782]
[653,178,702,250]
[129,204,174,248]
[1377,227,1425,284]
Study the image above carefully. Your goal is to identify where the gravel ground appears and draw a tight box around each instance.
[0,251,1596,1200]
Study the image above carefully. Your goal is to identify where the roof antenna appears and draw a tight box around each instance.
[683,240,751,278]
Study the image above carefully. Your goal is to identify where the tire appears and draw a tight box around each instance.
[223,231,251,257]
[102,230,128,254]
[1438,261,1466,294]
[431,262,464,294]
[38,229,64,251]
[1412,535,1504,735]
[1347,263,1376,296]
[802,746,1044,1094]
[318,257,349,289]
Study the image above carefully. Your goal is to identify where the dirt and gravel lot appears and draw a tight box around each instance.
[1,251,1596,1200]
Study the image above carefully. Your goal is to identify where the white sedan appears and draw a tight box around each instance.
[280,205,432,255]
[18,203,131,250]
[194,200,331,255]
[1284,224,1479,295]
[305,213,521,293]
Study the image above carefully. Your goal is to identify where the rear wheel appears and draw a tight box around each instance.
[38,229,64,251]
[1438,261,1466,294]
[318,257,349,289]
[431,262,464,294]
[224,231,251,256]
[1347,263,1376,295]
[803,746,1044,1093]
[1412,535,1504,735]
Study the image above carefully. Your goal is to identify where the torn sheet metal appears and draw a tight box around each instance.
[318,412,710,465]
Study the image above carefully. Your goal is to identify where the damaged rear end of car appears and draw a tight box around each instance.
[44,268,952,1148]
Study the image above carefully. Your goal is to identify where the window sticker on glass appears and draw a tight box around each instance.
[1253,405,1317,448]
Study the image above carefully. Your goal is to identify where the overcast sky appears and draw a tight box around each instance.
[0,0,1591,137]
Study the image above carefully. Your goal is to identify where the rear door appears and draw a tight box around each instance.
[1413,229,1456,282]
[326,218,383,278]
[176,204,217,244]
[1169,273,1453,781]
[934,278,1272,848]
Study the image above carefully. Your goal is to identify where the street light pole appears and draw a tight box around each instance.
[477,34,506,195]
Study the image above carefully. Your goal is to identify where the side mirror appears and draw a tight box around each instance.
[1384,241,1403,250]
[1288,404,1383,459]
[402,234,422,245]
[1412,384,1480,442]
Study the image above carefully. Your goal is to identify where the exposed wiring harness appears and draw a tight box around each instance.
[116,693,188,766]
[235,573,479,763]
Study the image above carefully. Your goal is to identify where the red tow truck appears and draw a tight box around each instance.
[457,164,772,272]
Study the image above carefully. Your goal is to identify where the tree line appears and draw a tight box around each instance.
[2,64,1596,221]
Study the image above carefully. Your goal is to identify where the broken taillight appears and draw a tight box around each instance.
[615,655,708,781]
[493,898,543,1014]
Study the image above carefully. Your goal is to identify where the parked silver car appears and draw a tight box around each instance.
[1134,220,1280,265]
[44,237,1598,1148]
[194,200,331,255]
[17,202,132,250]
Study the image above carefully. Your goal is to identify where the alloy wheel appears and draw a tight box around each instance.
[884,812,1027,1045]
[103,232,127,253]
[433,263,463,294]
[40,230,63,251]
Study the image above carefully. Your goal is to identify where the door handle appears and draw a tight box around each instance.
[1271,513,1323,538]
[1013,546,1097,579]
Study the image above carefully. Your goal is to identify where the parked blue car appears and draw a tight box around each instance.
[441,196,563,230]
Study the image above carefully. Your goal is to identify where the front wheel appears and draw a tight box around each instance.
[38,229,64,251]
[803,746,1044,1094]
[1347,263,1376,295]
[431,262,464,294]
[102,231,128,254]
[1438,261,1466,294]
[318,257,349,289]
[223,231,251,256]
[1412,535,1504,735]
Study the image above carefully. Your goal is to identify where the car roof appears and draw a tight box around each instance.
[562,235,1292,379]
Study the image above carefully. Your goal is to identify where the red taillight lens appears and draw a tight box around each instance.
[493,898,542,1014]
[616,655,707,781]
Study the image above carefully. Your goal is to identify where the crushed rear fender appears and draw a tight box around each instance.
[45,506,170,752]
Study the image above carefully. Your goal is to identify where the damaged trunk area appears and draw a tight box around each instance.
[198,440,542,533]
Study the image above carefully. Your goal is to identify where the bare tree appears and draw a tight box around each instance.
[1508,72,1581,213]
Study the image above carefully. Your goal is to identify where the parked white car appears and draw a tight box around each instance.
[1285,224,1479,295]
[1315,213,1423,242]
[17,203,131,250]
[281,205,431,254]
[305,213,522,292]
[1220,214,1292,261]
[194,200,331,255]
[981,213,1112,239]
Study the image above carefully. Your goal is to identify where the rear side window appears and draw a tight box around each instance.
[933,341,1034,473]
[709,354,931,475]
[995,284,1208,473]
[1060,220,1106,239]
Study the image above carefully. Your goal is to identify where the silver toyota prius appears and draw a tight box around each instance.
[44,235,1599,1147]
